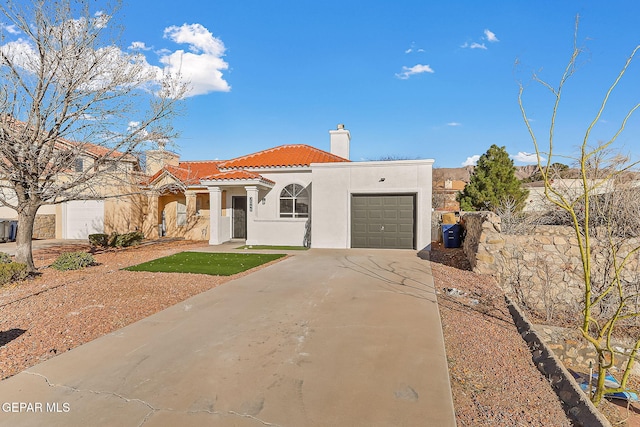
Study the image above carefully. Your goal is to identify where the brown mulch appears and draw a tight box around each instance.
[430,242,574,426]
[0,240,284,380]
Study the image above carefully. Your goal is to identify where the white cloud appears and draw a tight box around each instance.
[161,23,230,96]
[461,29,498,50]
[0,39,38,72]
[93,11,109,29]
[484,29,499,43]
[0,20,228,99]
[462,155,480,166]
[404,42,425,54]
[460,41,487,50]
[395,64,434,80]
[512,152,544,164]
[129,41,151,51]
[447,122,462,127]
[1,23,19,35]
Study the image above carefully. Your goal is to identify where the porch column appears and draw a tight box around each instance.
[147,193,159,239]
[208,187,222,245]
[245,186,259,246]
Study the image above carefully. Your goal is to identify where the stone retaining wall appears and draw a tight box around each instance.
[461,212,640,315]
[33,214,55,240]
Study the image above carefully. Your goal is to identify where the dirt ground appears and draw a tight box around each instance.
[430,241,640,427]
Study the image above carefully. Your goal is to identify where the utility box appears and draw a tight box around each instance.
[442,224,462,248]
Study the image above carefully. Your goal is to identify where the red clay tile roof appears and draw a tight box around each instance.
[201,170,275,185]
[218,144,349,169]
[148,161,221,185]
[149,144,346,187]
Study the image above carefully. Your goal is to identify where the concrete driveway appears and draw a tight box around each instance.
[0,248,456,426]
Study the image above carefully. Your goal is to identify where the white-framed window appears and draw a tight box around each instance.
[177,200,187,226]
[74,158,84,172]
[280,184,309,218]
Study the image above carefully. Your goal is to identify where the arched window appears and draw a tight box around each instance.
[280,184,309,218]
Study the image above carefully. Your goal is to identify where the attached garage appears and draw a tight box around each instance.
[351,194,415,249]
[62,200,105,239]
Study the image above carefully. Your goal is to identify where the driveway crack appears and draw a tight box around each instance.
[24,371,282,426]
[227,411,283,426]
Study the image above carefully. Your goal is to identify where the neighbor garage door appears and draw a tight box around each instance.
[63,200,105,239]
[351,194,415,249]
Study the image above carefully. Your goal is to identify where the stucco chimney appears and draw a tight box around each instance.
[145,149,180,176]
[329,123,350,160]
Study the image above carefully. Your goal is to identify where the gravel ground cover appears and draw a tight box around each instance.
[0,240,284,380]
[430,242,574,426]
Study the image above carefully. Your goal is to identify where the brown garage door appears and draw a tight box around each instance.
[351,194,415,249]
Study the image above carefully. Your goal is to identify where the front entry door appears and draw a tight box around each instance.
[232,197,247,239]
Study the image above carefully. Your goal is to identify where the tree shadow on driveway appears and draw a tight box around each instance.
[0,328,26,346]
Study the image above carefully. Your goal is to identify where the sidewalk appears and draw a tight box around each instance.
[0,239,88,256]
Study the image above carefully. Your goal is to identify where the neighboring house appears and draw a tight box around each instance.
[0,133,143,240]
[432,179,466,212]
[142,125,434,250]
[523,178,615,212]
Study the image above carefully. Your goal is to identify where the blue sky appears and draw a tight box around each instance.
[9,1,640,168]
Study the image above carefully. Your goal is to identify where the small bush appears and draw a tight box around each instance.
[51,251,96,271]
[114,231,144,248]
[89,231,144,249]
[107,232,119,247]
[88,233,109,248]
[0,262,28,286]
[0,252,13,264]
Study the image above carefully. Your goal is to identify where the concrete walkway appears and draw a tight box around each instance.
[0,248,456,426]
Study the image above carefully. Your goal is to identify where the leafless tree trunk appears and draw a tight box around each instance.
[0,0,187,272]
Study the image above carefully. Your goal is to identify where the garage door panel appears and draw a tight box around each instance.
[383,210,398,219]
[64,200,104,239]
[384,224,398,233]
[351,194,415,249]
[397,237,414,247]
[399,223,413,233]
[367,222,382,234]
[368,210,383,219]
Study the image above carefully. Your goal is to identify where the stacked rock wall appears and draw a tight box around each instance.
[32,214,55,240]
[461,212,640,314]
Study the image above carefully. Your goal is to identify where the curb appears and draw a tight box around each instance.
[506,296,612,427]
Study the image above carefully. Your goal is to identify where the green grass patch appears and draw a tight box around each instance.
[124,252,285,276]
[235,245,309,251]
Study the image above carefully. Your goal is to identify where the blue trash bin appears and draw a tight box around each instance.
[9,221,18,241]
[442,224,462,248]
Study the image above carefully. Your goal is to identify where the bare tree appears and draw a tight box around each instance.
[519,16,640,404]
[0,0,187,272]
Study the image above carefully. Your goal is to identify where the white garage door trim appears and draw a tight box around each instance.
[62,200,105,239]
